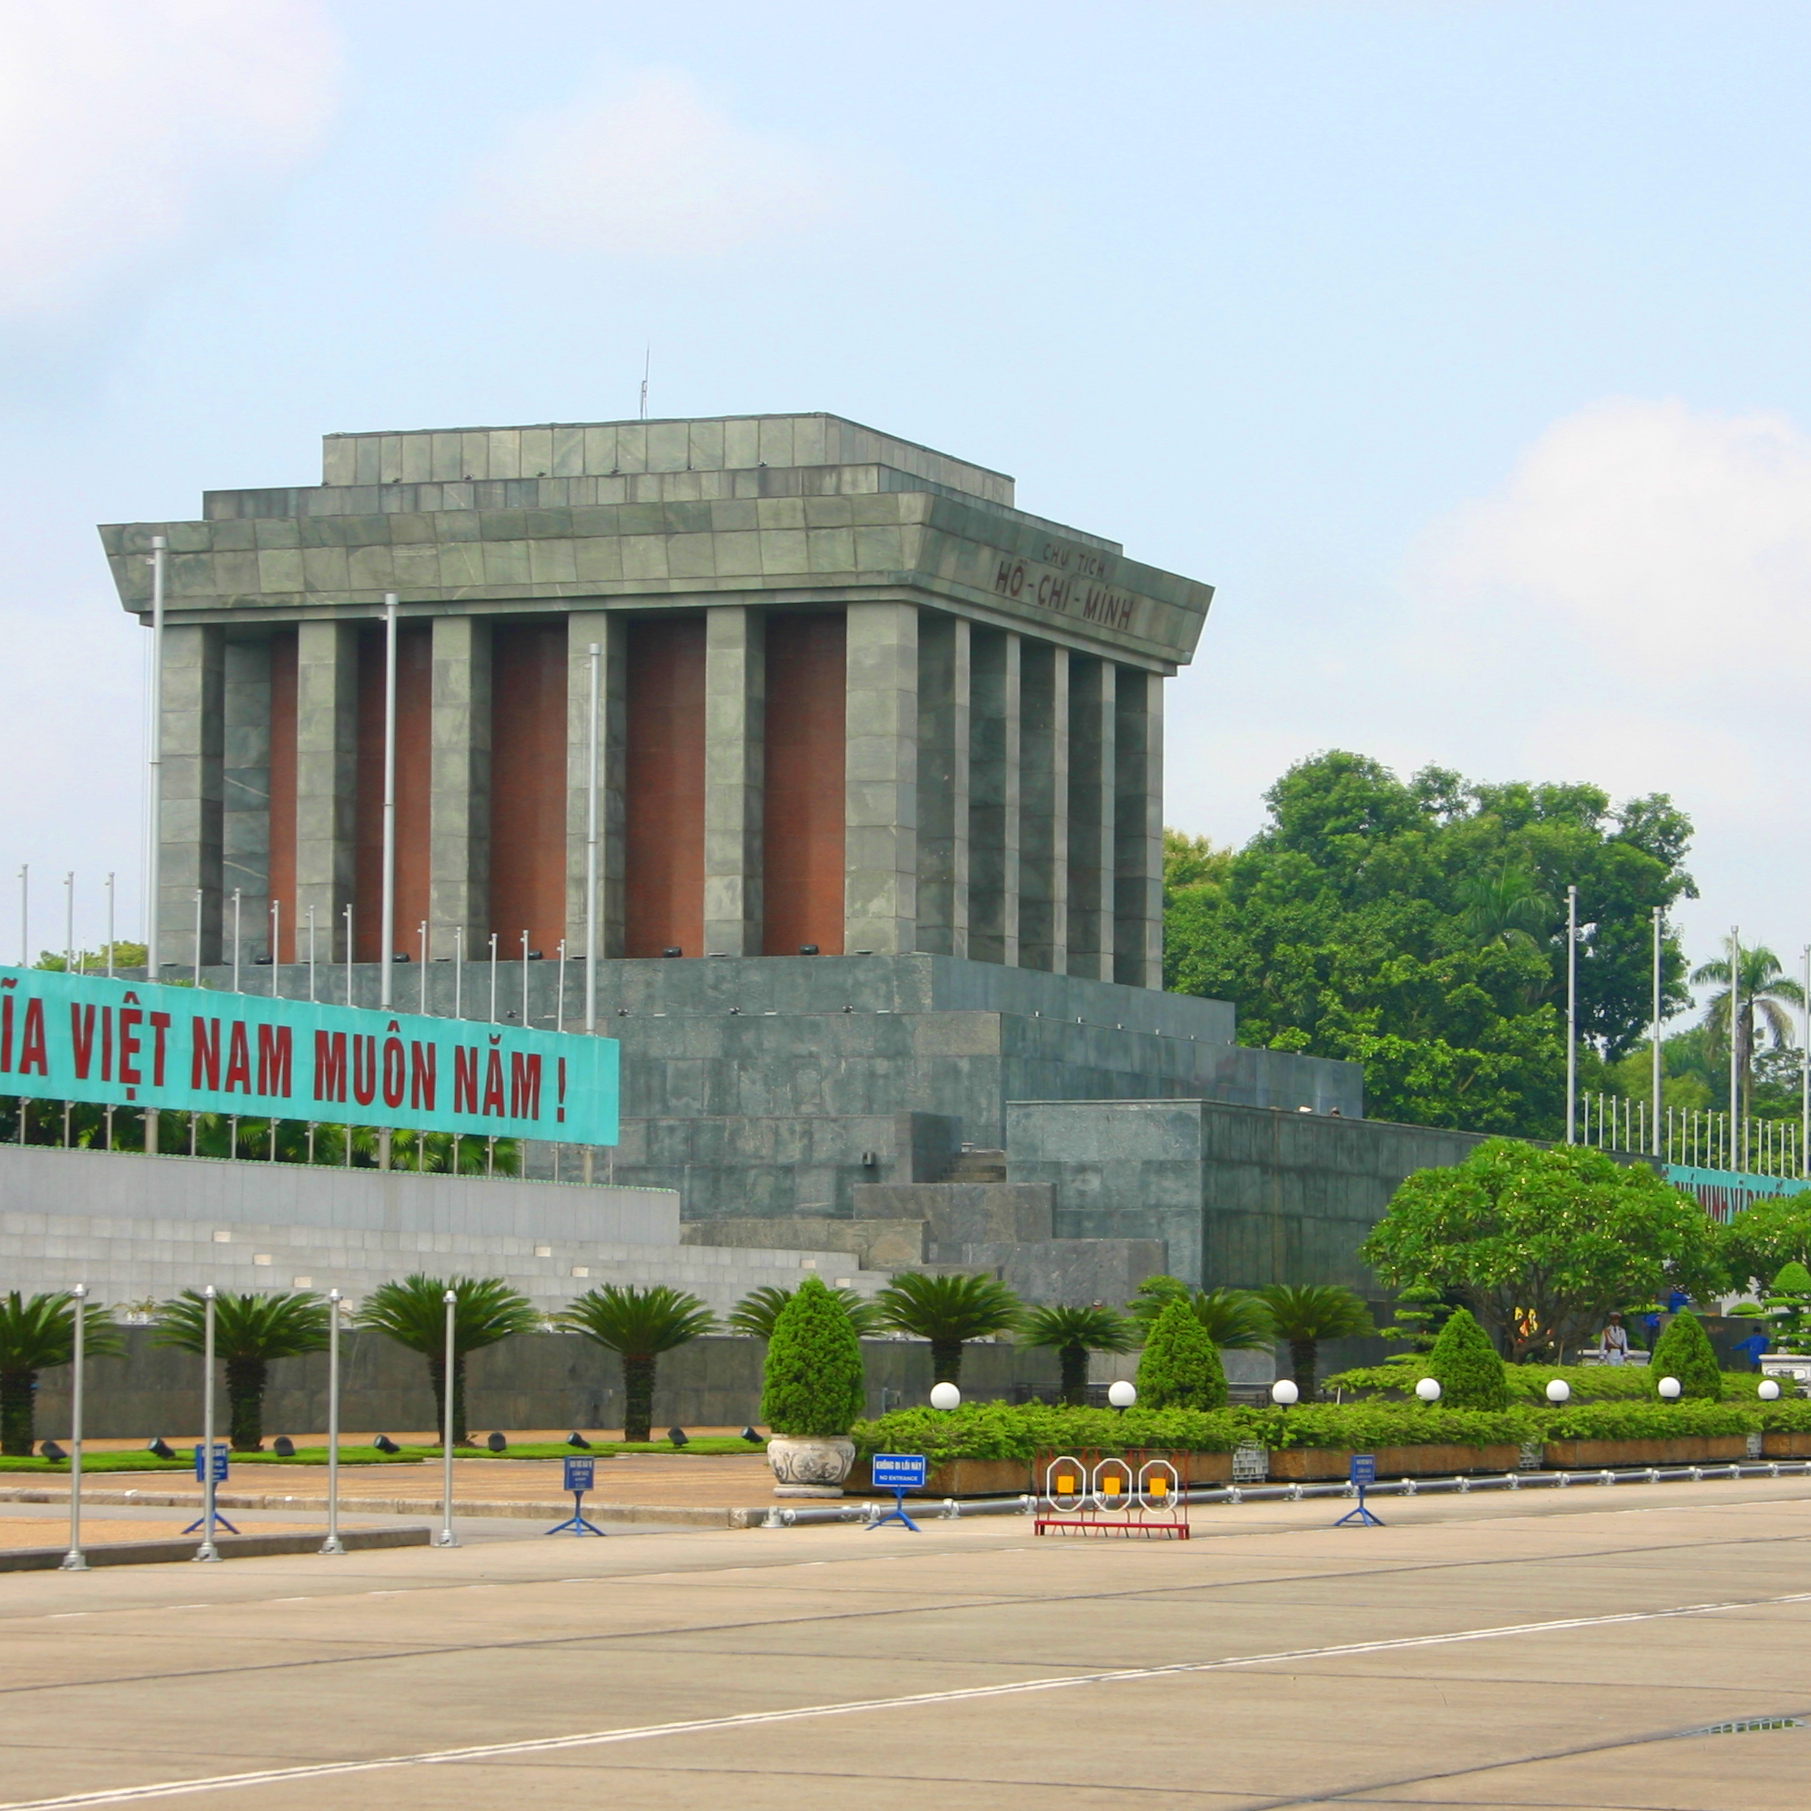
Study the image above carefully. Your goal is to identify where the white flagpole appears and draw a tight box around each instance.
[1565,885,1578,1144]
[1729,927,1742,1171]
[146,535,167,974]
[380,594,398,1010]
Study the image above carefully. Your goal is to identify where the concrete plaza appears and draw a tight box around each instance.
[0,1477,1808,1808]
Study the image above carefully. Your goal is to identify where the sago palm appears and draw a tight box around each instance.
[154,1291,330,1451]
[874,1271,1022,1386]
[1693,938,1805,1124]
[0,1291,124,1457]
[1128,1276,1274,1349]
[356,1275,539,1447]
[1019,1303,1136,1405]
[727,1283,884,1339]
[559,1285,715,1442]
[1256,1283,1373,1402]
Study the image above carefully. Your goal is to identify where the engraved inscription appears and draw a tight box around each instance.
[992,540,1139,635]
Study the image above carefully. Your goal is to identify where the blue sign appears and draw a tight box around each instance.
[193,1443,228,1483]
[871,1453,929,1491]
[1349,1454,1376,1487]
[563,1455,596,1494]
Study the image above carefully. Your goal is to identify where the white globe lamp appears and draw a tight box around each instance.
[928,1382,961,1411]
[1545,1379,1571,1404]
[1107,1380,1137,1409]
[1415,1377,1442,1403]
[1270,1379,1299,1406]
[1657,1375,1682,1401]
[1759,1378,1782,1401]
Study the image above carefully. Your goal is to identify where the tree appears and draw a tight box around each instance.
[1723,1195,1811,1288]
[1127,1276,1274,1349]
[1134,1299,1227,1410]
[1164,752,1697,1138]
[1692,938,1805,1127]
[1424,1307,1508,1410]
[1650,1310,1721,1399]
[873,1271,1022,1386]
[356,1275,539,1447]
[559,1284,714,1443]
[1763,1261,1811,1353]
[1020,1304,1137,1405]
[728,1283,883,1339]
[1362,1139,1725,1363]
[1256,1284,1373,1402]
[760,1275,866,1437]
[153,1291,329,1451]
[0,1292,124,1457]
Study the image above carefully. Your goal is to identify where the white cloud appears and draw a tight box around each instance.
[459,68,844,258]
[0,0,338,322]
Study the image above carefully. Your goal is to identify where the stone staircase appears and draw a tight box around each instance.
[944,1146,1008,1183]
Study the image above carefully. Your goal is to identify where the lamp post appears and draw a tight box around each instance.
[58,1285,88,1572]
[321,1289,345,1556]
[1270,1379,1299,1406]
[195,1285,220,1562]
[436,1289,460,1548]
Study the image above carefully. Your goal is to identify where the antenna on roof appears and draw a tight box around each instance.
[639,346,650,420]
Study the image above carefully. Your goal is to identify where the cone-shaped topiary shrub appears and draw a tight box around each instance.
[760,1274,867,1437]
[1425,1306,1509,1410]
[1650,1309,1721,1400]
[1135,1298,1227,1411]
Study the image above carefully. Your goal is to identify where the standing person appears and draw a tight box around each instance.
[1599,1312,1631,1365]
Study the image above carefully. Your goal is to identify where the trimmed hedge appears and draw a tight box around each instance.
[1249,1403,1532,1451]
[1649,1312,1723,1400]
[1135,1298,1227,1411]
[1425,1308,1509,1410]
[1326,1362,1760,1403]
[1538,1399,1752,1440]
[850,1402,1247,1462]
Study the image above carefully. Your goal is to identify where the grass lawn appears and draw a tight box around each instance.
[0,1436,766,1473]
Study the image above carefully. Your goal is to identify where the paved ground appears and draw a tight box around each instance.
[1,1475,1808,1809]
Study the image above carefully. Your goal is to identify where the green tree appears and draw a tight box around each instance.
[1723,1194,1811,1288]
[153,1290,329,1451]
[1650,1310,1721,1399]
[0,1292,124,1456]
[1164,752,1696,1137]
[1362,1139,1725,1363]
[759,1275,866,1437]
[559,1284,714,1443]
[1423,1306,1508,1410]
[356,1275,539,1447]
[1377,1279,1454,1355]
[1019,1304,1138,1405]
[1256,1284,1373,1402]
[728,1283,883,1339]
[873,1271,1022,1387]
[1127,1276,1274,1349]
[1692,938,1805,1127]
[1134,1298,1227,1410]
[1763,1261,1811,1353]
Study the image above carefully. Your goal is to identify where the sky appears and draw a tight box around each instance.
[3,0,1809,987]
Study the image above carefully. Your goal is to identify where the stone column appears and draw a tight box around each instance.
[1065,656,1116,982]
[430,614,491,953]
[844,601,918,955]
[294,620,358,962]
[158,624,224,965]
[703,605,765,956]
[565,611,626,960]
[967,628,1020,967]
[1017,642,1068,972]
[1113,666,1165,991]
[221,638,271,960]
[915,614,969,957]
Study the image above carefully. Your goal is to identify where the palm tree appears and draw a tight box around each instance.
[1456,863,1556,954]
[0,1292,124,1456]
[154,1291,330,1451]
[1019,1304,1136,1405]
[559,1285,715,1443]
[874,1271,1022,1386]
[1128,1276,1274,1349]
[356,1275,539,1447]
[1255,1283,1373,1402]
[727,1283,884,1339]
[1693,938,1805,1128]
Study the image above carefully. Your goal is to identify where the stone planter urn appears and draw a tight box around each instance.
[768,1434,856,1497]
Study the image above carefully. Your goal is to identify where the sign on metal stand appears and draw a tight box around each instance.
[1335,1452,1383,1527]
[867,1453,927,1531]
[183,1444,241,1537]
[546,1454,606,1536]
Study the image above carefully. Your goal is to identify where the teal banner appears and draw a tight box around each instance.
[0,966,618,1145]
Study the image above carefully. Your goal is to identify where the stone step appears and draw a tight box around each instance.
[945,1148,1008,1182]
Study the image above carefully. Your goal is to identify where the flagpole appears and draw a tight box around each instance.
[380,593,398,1010]
[1565,885,1578,1144]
